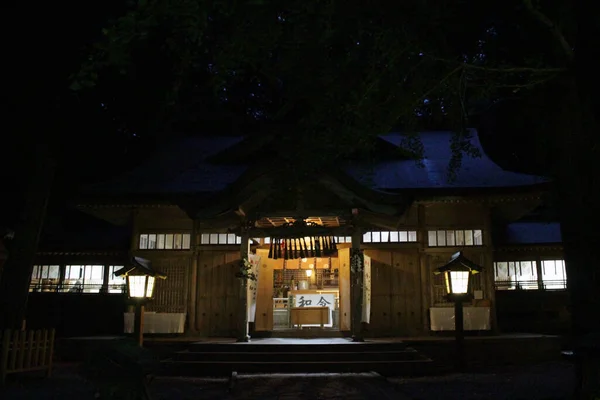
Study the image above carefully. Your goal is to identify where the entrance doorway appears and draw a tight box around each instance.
[253,247,351,334]
[273,257,340,330]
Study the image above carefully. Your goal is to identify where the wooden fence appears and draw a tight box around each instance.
[0,328,55,385]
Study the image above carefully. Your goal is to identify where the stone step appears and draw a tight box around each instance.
[161,358,432,376]
[173,348,424,362]
[187,341,408,353]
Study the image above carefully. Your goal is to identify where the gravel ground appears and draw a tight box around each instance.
[0,362,575,400]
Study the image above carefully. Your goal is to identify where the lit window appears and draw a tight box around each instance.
[108,266,126,293]
[29,265,60,292]
[541,260,567,290]
[428,230,483,247]
[63,265,104,293]
[494,261,538,290]
[199,233,243,245]
[362,231,417,243]
[138,233,191,249]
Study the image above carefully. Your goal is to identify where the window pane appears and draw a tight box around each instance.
[371,231,381,243]
[164,234,173,249]
[495,262,509,279]
[84,265,104,293]
[455,230,465,246]
[264,237,271,244]
[200,233,210,244]
[446,230,456,246]
[219,233,227,244]
[210,233,218,244]
[174,234,183,249]
[64,265,83,292]
[48,265,60,279]
[518,261,538,290]
[473,230,483,245]
[390,232,399,242]
[363,232,371,243]
[345,236,351,243]
[464,230,473,246]
[236,235,242,244]
[408,231,417,242]
[182,234,191,249]
[428,231,437,246]
[66,265,83,279]
[139,234,148,249]
[148,234,157,249]
[380,231,390,242]
[399,231,408,242]
[437,230,446,246]
[542,260,567,289]
[228,234,237,244]
[108,266,126,293]
[157,234,165,249]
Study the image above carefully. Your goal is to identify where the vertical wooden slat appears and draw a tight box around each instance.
[9,330,19,370]
[33,330,42,367]
[40,330,48,367]
[25,331,34,368]
[46,329,55,377]
[1,329,10,385]
[17,330,26,369]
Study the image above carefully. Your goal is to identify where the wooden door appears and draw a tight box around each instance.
[390,251,422,336]
[196,250,241,337]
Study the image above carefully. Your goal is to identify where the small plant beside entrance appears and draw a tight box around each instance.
[236,256,257,282]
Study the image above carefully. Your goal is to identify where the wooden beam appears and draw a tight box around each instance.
[230,225,355,238]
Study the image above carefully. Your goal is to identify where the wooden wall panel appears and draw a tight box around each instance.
[391,251,422,336]
[424,203,486,227]
[196,250,241,337]
[145,256,190,313]
[365,250,392,336]
[338,248,351,331]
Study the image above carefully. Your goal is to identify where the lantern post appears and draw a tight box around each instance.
[434,252,482,371]
[115,257,166,346]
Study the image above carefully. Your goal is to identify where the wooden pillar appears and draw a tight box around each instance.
[237,228,250,342]
[417,203,431,335]
[101,263,110,294]
[134,303,145,347]
[188,219,199,333]
[483,202,498,334]
[351,226,364,342]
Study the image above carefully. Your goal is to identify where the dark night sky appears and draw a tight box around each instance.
[1,1,556,234]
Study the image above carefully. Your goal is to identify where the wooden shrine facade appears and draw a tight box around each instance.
[73,189,560,338]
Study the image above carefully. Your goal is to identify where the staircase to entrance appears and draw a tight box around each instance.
[162,338,432,376]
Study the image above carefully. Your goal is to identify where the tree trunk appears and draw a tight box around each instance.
[0,150,55,329]
[555,73,600,398]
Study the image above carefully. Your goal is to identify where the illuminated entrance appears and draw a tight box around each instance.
[272,256,341,330]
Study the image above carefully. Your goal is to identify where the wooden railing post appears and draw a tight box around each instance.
[0,328,55,385]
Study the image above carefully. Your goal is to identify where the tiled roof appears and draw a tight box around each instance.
[83,131,549,196]
[344,131,550,189]
[85,136,247,194]
[504,222,562,245]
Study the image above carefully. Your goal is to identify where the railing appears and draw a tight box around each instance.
[494,279,567,291]
[1,328,55,385]
[29,282,126,294]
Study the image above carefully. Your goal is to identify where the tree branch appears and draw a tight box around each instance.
[427,55,566,74]
[522,0,574,62]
